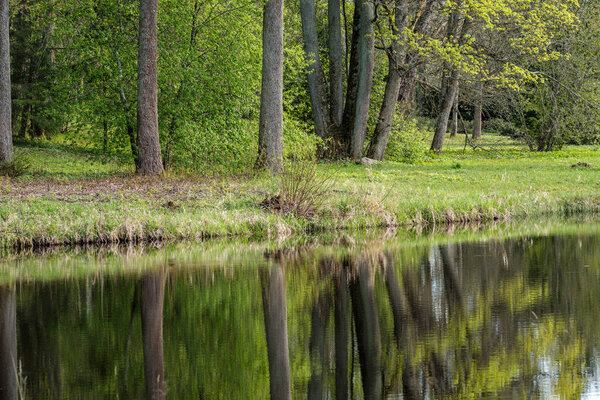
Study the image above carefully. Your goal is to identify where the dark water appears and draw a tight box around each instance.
[3,233,600,399]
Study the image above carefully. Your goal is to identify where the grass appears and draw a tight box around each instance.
[1,134,599,250]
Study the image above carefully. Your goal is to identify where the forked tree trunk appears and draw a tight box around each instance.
[0,0,12,165]
[262,265,292,400]
[137,0,163,175]
[473,81,483,140]
[141,271,166,400]
[300,0,332,141]
[0,287,17,400]
[257,0,284,173]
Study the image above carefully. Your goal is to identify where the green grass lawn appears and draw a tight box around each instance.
[1,134,599,249]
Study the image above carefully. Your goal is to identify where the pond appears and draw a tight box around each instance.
[2,225,600,399]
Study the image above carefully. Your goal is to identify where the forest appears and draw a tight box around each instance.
[0,0,597,173]
[0,0,600,248]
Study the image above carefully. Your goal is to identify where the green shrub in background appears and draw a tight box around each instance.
[385,116,429,162]
[484,118,523,138]
[283,117,322,161]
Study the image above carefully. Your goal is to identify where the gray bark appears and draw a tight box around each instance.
[450,89,458,138]
[431,14,472,152]
[328,0,344,128]
[0,0,12,165]
[366,0,408,161]
[141,272,166,400]
[300,0,332,141]
[341,0,375,159]
[0,287,17,400]
[473,81,483,139]
[257,0,284,173]
[137,0,163,175]
[262,265,292,400]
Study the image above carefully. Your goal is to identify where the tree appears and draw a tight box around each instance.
[257,0,284,173]
[137,0,163,175]
[0,0,12,165]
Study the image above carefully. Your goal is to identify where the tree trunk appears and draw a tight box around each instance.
[450,89,458,138]
[262,265,292,400]
[341,0,374,159]
[0,0,12,165]
[257,0,284,173]
[328,0,344,129]
[141,271,166,400]
[137,0,163,175]
[300,0,332,141]
[0,287,17,400]
[431,68,459,152]
[472,81,483,140]
[367,63,402,160]
[350,259,382,400]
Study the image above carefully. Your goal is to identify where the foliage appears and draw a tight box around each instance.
[0,155,31,177]
[384,117,429,162]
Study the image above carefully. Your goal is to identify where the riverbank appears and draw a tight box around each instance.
[1,137,600,249]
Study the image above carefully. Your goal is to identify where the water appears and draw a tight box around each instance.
[3,231,600,399]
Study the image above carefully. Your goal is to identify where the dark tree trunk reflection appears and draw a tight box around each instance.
[335,263,350,400]
[141,270,167,400]
[308,290,331,400]
[350,259,382,400]
[261,265,292,400]
[0,286,17,400]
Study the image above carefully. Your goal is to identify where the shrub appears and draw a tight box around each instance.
[0,156,31,178]
[484,118,522,138]
[385,116,429,162]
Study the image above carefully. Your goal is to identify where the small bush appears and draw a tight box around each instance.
[0,156,31,177]
[283,118,322,160]
[385,116,429,162]
[484,118,522,138]
[261,159,331,219]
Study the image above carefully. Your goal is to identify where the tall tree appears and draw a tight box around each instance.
[257,0,284,173]
[343,0,375,160]
[0,0,12,165]
[137,0,163,175]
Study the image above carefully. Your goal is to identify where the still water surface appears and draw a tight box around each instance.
[3,232,600,399]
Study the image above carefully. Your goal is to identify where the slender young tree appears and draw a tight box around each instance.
[257,0,284,173]
[137,0,163,175]
[0,0,12,165]
[472,81,483,139]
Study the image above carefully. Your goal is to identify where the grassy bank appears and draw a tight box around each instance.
[1,136,600,249]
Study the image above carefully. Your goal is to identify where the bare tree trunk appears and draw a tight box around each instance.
[257,0,284,173]
[430,13,471,153]
[300,0,332,141]
[342,0,375,160]
[141,271,166,400]
[262,265,292,400]
[350,259,382,400]
[472,81,483,140]
[450,89,458,138]
[0,0,12,165]
[328,0,344,129]
[431,69,459,152]
[137,0,163,175]
[0,287,17,400]
[367,64,402,160]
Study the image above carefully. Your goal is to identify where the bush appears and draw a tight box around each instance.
[283,117,322,161]
[0,156,31,178]
[484,118,522,138]
[385,116,429,162]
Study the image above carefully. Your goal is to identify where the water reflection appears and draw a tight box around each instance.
[8,233,600,398]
